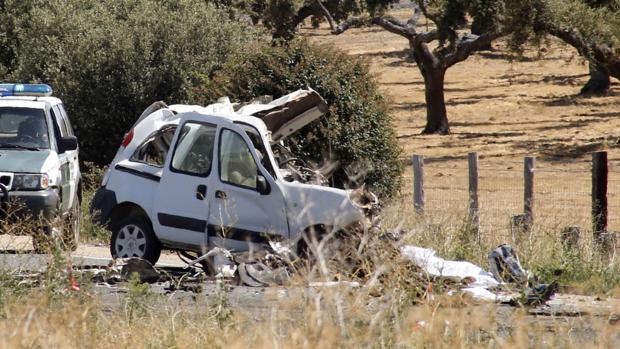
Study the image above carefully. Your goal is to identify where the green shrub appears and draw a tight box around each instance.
[4,0,261,164]
[196,39,403,197]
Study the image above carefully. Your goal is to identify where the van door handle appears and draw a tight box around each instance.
[196,185,207,200]
[215,190,227,199]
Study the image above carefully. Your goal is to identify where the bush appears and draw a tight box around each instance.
[4,0,261,164]
[196,39,403,197]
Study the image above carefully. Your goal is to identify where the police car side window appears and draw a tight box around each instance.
[58,105,74,136]
[49,107,63,150]
[53,105,68,137]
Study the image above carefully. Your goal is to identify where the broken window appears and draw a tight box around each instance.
[130,125,176,167]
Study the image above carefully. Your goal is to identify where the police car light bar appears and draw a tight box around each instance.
[0,83,53,97]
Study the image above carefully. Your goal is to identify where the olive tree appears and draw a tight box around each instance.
[241,1,521,134]
[520,0,620,94]
[333,1,516,134]
[218,0,398,40]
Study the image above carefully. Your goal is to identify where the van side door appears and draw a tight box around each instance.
[207,124,289,252]
[152,119,217,251]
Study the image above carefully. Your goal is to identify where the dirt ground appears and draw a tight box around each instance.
[303,10,620,166]
[301,9,620,235]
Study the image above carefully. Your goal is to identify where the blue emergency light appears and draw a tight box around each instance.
[0,83,53,97]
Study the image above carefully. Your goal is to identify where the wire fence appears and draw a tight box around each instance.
[416,155,620,242]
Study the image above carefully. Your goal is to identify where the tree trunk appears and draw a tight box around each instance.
[580,63,610,95]
[422,68,450,134]
[314,0,336,32]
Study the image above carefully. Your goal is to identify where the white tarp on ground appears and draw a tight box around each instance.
[400,245,513,302]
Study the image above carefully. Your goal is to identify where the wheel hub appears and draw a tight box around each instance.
[116,224,147,258]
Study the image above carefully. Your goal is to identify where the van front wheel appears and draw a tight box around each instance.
[110,216,161,265]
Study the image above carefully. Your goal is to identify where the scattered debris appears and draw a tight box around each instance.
[238,263,290,287]
[120,258,160,283]
[401,246,500,288]
[401,244,557,306]
[524,281,559,306]
[488,244,528,285]
[308,281,361,288]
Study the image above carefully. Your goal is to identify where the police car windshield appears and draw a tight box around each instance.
[0,107,50,149]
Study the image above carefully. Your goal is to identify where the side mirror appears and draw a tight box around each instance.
[59,136,78,153]
[257,175,271,195]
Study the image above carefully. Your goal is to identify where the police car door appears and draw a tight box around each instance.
[50,105,73,213]
[57,105,79,208]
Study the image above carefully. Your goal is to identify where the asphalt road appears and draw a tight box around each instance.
[0,235,185,272]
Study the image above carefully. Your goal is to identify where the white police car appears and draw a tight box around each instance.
[0,84,81,251]
[91,90,366,264]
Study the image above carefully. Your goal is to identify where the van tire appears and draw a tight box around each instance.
[110,216,161,265]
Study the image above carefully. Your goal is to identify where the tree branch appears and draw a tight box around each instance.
[413,30,439,45]
[333,16,368,34]
[371,15,416,38]
[293,5,318,29]
[314,0,336,32]
[415,0,442,28]
[407,2,423,28]
[444,32,505,68]
[547,25,620,80]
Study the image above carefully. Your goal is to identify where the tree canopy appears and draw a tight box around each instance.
[239,0,619,132]
[511,0,620,94]
[1,0,260,163]
[1,0,404,195]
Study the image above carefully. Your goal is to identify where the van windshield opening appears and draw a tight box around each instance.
[0,107,50,149]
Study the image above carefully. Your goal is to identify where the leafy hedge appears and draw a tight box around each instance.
[2,1,402,196]
[3,0,259,164]
[197,40,403,197]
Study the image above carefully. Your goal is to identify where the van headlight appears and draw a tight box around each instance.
[13,173,49,190]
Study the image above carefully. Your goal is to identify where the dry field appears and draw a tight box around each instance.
[303,9,620,237]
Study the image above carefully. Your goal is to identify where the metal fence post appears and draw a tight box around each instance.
[468,152,480,239]
[524,157,535,231]
[413,155,424,214]
[592,151,608,246]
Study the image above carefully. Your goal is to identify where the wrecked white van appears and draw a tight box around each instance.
[90,90,365,264]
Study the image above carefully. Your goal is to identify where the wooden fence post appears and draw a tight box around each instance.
[524,157,535,231]
[592,151,608,245]
[468,152,480,239]
[413,155,424,214]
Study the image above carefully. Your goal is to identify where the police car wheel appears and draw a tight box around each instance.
[110,216,161,265]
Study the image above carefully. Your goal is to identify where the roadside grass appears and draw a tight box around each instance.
[380,199,620,296]
[0,266,617,348]
[1,181,619,347]
[79,162,109,243]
